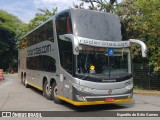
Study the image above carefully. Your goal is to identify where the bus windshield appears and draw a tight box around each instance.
[71,9,128,41]
[75,45,131,80]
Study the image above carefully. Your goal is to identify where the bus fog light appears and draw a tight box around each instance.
[76,95,87,101]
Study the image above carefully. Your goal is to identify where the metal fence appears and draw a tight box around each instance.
[133,64,160,90]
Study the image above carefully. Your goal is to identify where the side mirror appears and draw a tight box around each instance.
[129,39,147,57]
[59,34,79,55]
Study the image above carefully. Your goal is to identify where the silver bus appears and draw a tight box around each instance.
[18,8,147,106]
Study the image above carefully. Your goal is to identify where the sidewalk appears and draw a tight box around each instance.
[134,89,160,96]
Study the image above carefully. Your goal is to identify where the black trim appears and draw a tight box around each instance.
[74,74,132,83]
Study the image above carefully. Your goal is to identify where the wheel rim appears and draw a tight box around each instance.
[23,77,25,84]
[53,85,58,99]
[24,77,27,86]
[21,76,23,83]
[45,84,51,96]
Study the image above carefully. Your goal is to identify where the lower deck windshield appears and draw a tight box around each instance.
[76,45,131,79]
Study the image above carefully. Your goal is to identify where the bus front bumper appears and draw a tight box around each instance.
[57,95,133,106]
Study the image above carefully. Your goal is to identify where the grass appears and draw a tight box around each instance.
[133,85,144,90]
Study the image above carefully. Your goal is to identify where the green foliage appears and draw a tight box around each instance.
[118,0,160,71]
[27,7,57,31]
[77,0,118,11]
[134,85,143,90]
[135,0,160,71]
[16,7,57,50]
[0,7,57,71]
[0,10,26,71]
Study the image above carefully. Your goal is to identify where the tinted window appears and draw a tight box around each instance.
[56,12,73,74]
[121,22,128,40]
[20,20,54,49]
[35,21,54,44]
[56,12,72,35]
[59,41,73,73]
[26,55,56,72]
[42,55,56,72]
[71,9,127,41]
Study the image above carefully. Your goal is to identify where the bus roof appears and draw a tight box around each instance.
[21,8,125,41]
[70,8,123,41]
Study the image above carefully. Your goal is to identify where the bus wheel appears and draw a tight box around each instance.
[21,73,23,84]
[24,75,29,88]
[43,81,52,100]
[22,75,25,86]
[51,82,62,104]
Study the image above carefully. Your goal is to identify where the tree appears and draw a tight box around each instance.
[0,7,58,71]
[135,0,160,71]
[17,7,58,50]
[117,0,160,71]
[27,7,57,31]
[0,10,26,71]
[75,0,118,12]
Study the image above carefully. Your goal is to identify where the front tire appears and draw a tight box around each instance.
[43,81,52,100]
[51,82,62,104]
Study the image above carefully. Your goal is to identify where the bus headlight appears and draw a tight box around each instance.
[125,83,133,90]
[72,83,92,92]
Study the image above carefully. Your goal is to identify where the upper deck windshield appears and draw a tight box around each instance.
[71,9,128,41]
[75,45,131,80]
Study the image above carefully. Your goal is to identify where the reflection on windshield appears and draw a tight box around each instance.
[72,9,127,41]
[77,46,131,79]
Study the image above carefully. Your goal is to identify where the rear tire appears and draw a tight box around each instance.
[43,80,52,100]
[51,82,62,104]
[23,76,25,86]
[21,73,23,84]
[24,75,29,88]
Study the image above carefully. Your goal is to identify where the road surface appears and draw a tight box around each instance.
[0,74,159,119]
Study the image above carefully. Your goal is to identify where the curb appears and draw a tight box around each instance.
[133,90,160,96]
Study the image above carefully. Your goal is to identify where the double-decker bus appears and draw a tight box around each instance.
[18,8,147,106]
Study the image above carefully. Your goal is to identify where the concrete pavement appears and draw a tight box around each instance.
[0,74,160,119]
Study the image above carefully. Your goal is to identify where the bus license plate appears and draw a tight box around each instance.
[104,98,115,102]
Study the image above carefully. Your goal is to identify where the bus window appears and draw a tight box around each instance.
[56,12,73,74]
[46,21,54,41]
[62,50,73,73]
[26,55,56,72]
[25,20,54,47]
[120,21,128,40]
[42,55,56,72]
[56,12,72,35]
[67,16,71,33]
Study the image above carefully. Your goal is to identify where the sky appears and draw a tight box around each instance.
[0,0,122,23]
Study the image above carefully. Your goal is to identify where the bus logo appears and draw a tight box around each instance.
[108,89,112,94]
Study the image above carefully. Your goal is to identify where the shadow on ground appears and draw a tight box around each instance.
[62,101,135,112]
